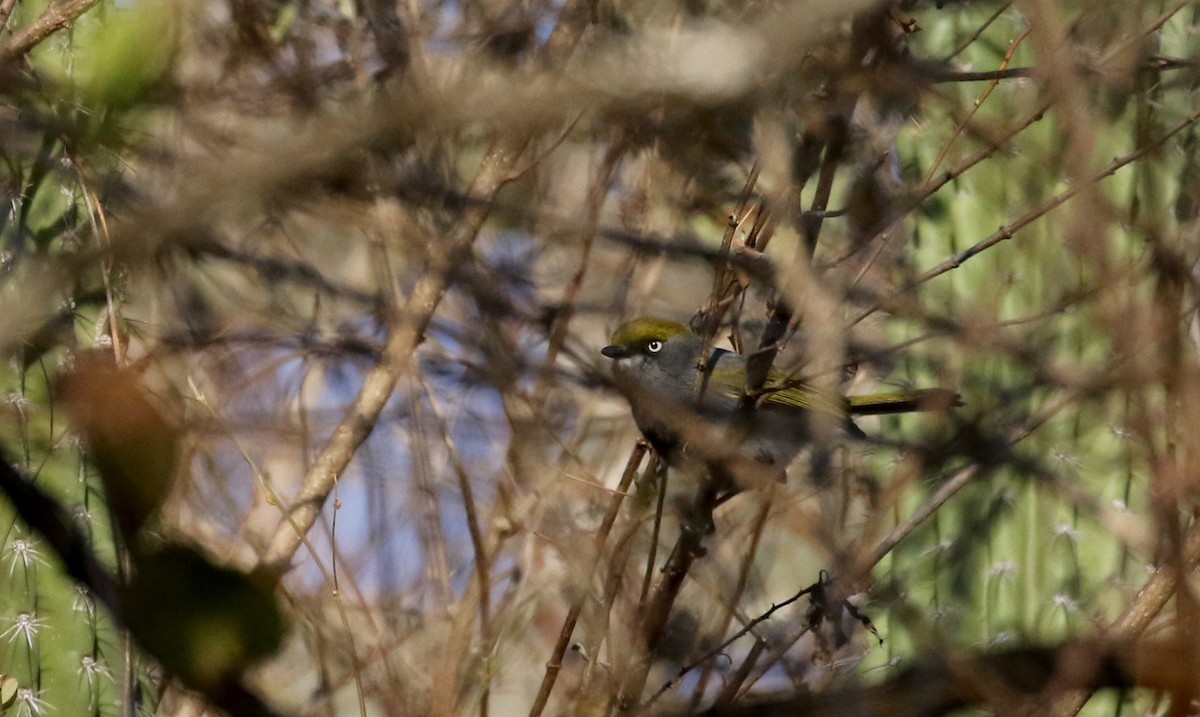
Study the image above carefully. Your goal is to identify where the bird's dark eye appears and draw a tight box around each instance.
[646,340,664,353]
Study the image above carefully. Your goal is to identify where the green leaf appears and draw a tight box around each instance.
[123,544,287,692]
[0,676,18,708]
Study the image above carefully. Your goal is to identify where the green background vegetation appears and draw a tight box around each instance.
[0,1,1196,715]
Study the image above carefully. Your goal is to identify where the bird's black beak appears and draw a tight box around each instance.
[601,345,630,359]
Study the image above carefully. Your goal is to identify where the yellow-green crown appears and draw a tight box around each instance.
[608,317,692,347]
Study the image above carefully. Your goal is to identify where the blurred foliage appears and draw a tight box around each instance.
[0,0,1196,716]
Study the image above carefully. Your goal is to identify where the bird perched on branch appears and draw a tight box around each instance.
[601,317,958,481]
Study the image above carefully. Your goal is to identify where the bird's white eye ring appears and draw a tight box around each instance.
[647,340,664,353]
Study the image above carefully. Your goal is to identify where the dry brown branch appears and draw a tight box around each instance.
[699,638,1197,717]
[529,443,646,717]
[0,0,101,64]
[253,139,521,577]
[1,1,1198,716]
[614,476,723,713]
[254,263,454,577]
[683,493,774,711]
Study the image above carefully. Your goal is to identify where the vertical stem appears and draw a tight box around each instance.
[527,444,645,717]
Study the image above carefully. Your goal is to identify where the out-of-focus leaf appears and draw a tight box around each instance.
[0,675,18,708]
[39,0,178,112]
[59,352,179,540]
[122,544,286,692]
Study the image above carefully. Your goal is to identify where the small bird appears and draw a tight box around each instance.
[601,317,957,479]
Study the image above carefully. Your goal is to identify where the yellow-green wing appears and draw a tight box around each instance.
[705,350,959,417]
[764,384,845,415]
[759,384,959,416]
[705,361,844,416]
[847,388,961,415]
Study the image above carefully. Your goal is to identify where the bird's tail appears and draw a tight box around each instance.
[847,388,961,416]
